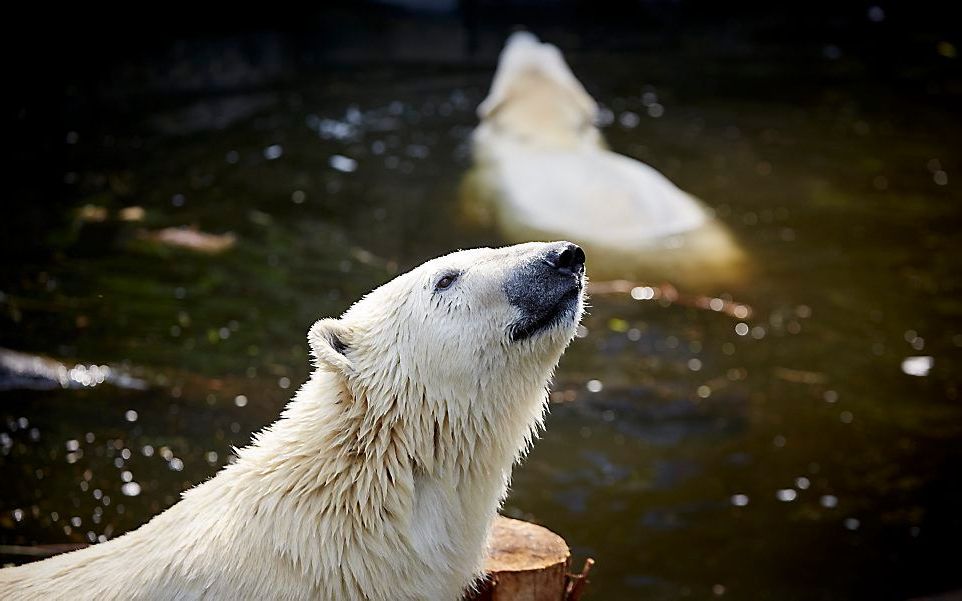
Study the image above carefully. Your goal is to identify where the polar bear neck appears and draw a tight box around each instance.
[217,363,552,593]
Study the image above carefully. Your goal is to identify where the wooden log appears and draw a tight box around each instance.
[465,516,591,601]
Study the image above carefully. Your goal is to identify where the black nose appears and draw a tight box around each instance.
[545,242,586,275]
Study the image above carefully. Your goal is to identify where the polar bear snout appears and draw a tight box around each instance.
[543,241,586,276]
[505,241,586,342]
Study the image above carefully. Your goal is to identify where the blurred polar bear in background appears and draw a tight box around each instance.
[464,31,747,287]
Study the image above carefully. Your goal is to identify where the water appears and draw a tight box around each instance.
[3,29,961,600]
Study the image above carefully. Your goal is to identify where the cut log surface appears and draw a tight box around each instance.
[467,516,572,601]
[486,516,569,572]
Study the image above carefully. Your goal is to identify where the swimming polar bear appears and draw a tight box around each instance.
[464,32,745,286]
[0,241,587,601]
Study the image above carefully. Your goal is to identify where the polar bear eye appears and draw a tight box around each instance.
[435,272,459,291]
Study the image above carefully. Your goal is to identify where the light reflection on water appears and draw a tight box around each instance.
[2,38,962,601]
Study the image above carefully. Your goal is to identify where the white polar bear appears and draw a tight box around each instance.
[0,241,587,601]
[464,32,745,286]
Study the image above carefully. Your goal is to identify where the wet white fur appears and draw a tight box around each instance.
[471,32,744,282]
[0,242,583,601]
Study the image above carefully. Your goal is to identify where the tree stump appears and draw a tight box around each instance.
[465,516,591,601]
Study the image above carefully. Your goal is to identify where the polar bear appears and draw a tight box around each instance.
[463,32,745,286]
[0,241,586,601]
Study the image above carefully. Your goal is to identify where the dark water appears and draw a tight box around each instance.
[3,26,962,600]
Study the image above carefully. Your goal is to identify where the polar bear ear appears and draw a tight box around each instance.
[308,318,354,375]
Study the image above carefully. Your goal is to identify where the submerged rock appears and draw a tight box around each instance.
[118,206,146,222]
[77,204,109,223]
[463,32,746,286]
[139,226,237,253]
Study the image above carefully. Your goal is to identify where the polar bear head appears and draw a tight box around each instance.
[307,241,586,463]
[475,31,602,151]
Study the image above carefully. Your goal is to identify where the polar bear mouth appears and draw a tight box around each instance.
[509,285,582,342]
